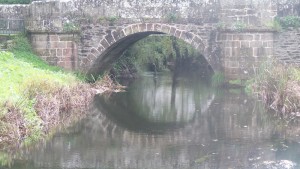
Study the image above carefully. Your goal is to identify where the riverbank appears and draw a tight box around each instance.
[0,35,123,153]
[247,60,300,122]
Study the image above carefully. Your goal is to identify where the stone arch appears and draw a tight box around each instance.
[82,23,218,76]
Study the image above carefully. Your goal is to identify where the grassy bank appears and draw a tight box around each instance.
[0,35,121,153]
[248,60,300,121]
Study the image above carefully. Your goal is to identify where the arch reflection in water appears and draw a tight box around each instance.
[95,72,215,134]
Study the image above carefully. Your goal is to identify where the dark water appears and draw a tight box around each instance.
[2,72,300,169]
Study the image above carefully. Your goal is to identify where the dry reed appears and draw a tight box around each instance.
[250,61,300,121]
[0,74,124,150]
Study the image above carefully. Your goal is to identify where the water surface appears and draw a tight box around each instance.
[2,72,300,169]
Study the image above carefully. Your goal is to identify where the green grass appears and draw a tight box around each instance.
[0,35,79,151]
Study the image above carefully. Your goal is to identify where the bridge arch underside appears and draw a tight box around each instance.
[83,24,219,77]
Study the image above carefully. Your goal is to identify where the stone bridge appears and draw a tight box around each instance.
[1,0,300,79]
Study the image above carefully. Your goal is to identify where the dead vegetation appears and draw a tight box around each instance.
[249,60,300,122]
[0,74,125,150]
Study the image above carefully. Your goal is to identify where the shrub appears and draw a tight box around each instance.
[276,16,300,29]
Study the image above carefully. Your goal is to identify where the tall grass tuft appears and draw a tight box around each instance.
[211,71,225,87]
[249,60,300,121]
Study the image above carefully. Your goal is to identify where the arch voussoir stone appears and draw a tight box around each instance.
[112,29,126,41]
[153,23,162,32]
[161,25,171,34]
[123,26,132,36]
[146,23,154,31]
[181,32,195,44]
[131,24,140,34]
[100,39,110,49]
[140,23,147,32]
[174,30,182,39]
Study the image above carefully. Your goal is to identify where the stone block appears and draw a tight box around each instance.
[35,48,50,56]
[140,23,147,32]
[112,30,124,41]
[240,35,254,41]
[147,23,154,31]
[50,35,59,41]
[232,47,240,56]
[37,34,49,41]
[56,49,63,57]
[64,61,73,70]
[100,39,110,49]
[232,41,241,48]
[250,41,263,48]
[50,41,67,48]
[161,25,171,34]
[228,61,239,68]
[123,26,133,36]
[153,24,162,32]
[90,48,100,57]
[218,34,227,41]
[105,34,115,45]
[63,48,72,57]
[131,24,140,34]
[60,35,75,41]
[253,47,268,57]
[175,30,182,39]
[224,47,232,57]
[240,47,253,57]
[241,41,250,48]
[261,34,273,40]
[254,34,261,41]
[170,27,176,36]
[65,42,72,48]
[33,41,48,49]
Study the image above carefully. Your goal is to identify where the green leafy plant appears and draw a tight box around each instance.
[211,71,225,87]
[277,16,300,29]
[98,16,120,26]
[265,19,282,31]
[63,22,79,32]
[111,36,203,78]
[216,22,225,29]
[165,13,180,23]
[231,21,247,32]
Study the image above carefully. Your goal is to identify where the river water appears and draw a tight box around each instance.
[2,72,300,169]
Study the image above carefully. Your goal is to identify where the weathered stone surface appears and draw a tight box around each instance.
[274,29,300,64]
[31,33,79,71]
[78,23,219,76]
[218,30,274,79]
[2,0,300,79]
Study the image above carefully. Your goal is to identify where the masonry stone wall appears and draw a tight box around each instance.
[217,30,274,79]
[274,29,300,64]
[75,23,219,76]
[219,0,277,27]
[30,33,79,70]
[26,0,220,32]
[3,0,298,80]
